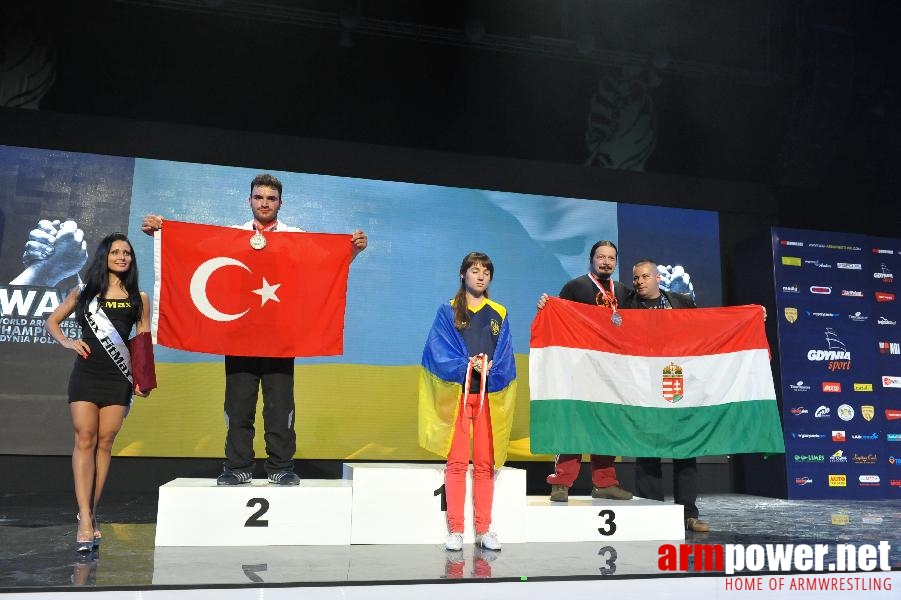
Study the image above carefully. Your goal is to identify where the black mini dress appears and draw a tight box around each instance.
[67,297,139,406]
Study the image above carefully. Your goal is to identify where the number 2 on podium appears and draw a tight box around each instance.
[245,498,270,527]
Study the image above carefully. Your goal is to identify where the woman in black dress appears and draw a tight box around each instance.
[45,233,151,553]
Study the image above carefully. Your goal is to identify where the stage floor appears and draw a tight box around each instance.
[1,492,899,593]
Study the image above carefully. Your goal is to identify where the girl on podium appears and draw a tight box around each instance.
[45,233,152,553]
[419,252,517,552]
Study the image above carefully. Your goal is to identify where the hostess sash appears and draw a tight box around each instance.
[84,297,133,386]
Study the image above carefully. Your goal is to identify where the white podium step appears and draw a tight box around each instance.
[155,478,352,546]
[153,465,686,547]
[526,496,685,542]
[343,462,527,544]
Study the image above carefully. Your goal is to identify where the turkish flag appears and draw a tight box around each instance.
[153,221,352,357]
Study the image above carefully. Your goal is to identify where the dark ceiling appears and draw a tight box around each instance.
[2,1,901,232]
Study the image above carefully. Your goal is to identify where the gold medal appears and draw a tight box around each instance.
[250,231,267,250]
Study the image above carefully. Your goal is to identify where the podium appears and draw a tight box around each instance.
[155,463,685,546]
[155,478,352,546]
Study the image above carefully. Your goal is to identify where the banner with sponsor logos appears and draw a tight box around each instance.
[773,227,900,498]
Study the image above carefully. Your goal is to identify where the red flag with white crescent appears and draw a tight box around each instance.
[152,220,351,357]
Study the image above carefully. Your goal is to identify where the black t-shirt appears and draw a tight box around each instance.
[559,274,629,308]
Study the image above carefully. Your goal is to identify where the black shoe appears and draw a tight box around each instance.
[268,470,300,485]
[217,469,252,485]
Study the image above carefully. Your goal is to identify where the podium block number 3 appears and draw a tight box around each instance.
[245,498,270,527]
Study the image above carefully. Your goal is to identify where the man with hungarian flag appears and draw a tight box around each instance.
[531,258,782,532]
[141,173,368,486]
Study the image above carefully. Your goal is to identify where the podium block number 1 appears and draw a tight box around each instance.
[245,498,270,527]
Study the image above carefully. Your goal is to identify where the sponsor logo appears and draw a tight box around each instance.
[885,409,901,420]
[782,256,802,266]
[837,262,862,270]
[789,380,811,392]
[879,342,900,355]
[849,312,869,322]
[854,383,873,392]
[878,316,897,326]
[790,407,808,416]
[837,404,854,421]
[861,405,875,421]
[806,310,839,318]
[887,433,901,442]
[876,292,896,302]
[815,406,831,418]
[852,453,877,465]
[807,329,850,371]
[829,450,848,463]
[809,243,862,251]
[874,263,894,282]
[832,430,846,442]
[822,382,842,393]
[791,432,827,440]
[810,286,832,295]
[841,290,864,297]
[794,476,813,486]
[828,474,847,487]
[784,307,797,323]
[851,433,879,441]
[804,259,832,269]
[859,475,881,486]
[780,240,803,247]
[889,456,898,466]
[794,453,824,463]
[661,362,684,403]
[892,479,901,487]
[882,376,901,388]
[873,248,894,254]
[782,284,800,294]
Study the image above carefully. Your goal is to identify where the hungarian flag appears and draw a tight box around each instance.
[153,221,352,357]
[530,298,784,457]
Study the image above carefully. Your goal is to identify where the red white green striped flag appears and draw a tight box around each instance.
[529,298,784,457]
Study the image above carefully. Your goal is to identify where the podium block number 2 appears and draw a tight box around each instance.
[245,498,270,527]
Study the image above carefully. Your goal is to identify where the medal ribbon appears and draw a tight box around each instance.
[254,220,279,232]
[587,272,618,311]
[462,352,488,419]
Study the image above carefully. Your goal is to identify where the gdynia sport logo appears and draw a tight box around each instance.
[658,541,893,590]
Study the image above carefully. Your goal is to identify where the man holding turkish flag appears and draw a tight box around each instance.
[153,220,351,358]
[142,173,368,486]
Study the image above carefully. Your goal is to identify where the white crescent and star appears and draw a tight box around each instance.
[189,257,282,322]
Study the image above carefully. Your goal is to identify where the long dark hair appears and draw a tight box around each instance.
[76,233,142,320]
[453,252,494,331]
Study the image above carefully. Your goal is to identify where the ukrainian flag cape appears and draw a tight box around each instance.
[418,300,517,468]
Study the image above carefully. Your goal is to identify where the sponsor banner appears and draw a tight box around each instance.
[774,227,893,499]
[782,256,802,266]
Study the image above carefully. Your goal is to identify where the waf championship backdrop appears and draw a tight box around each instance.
[773,227,901,499]
[0,144,722,459]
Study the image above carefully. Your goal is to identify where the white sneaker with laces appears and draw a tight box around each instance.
[475,531,502,551]
[445,532,464,551]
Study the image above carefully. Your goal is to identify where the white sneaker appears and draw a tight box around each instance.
[445,532,464,551]
[475,531,502,551]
